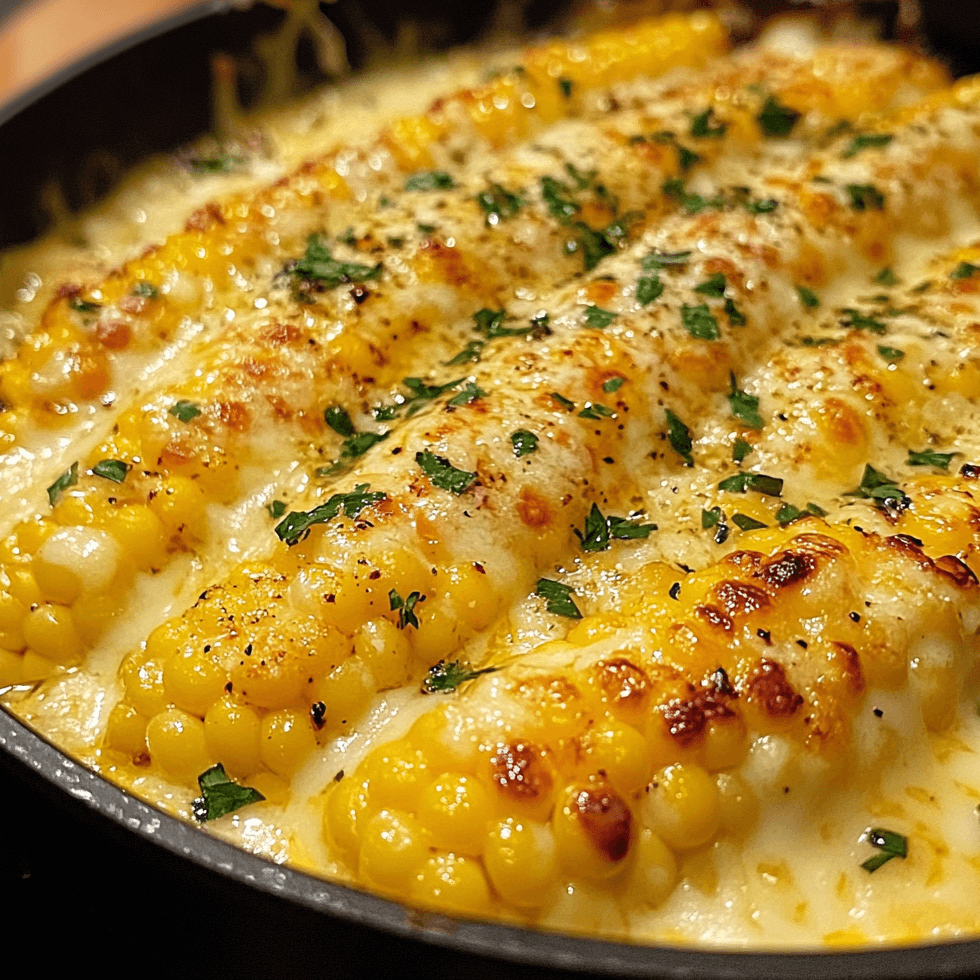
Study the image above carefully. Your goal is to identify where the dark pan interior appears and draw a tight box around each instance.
[3,3,980,976]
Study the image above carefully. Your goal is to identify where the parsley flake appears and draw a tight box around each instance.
[535,578,582,619]
[797,285,820,308]
[445,341,485,366]
[877,345,905,362]
[422,659,497,694]
[665,409,694,466]
[91,459,129,483]
[846,184,885,211]
[550,392,575,412]
[642,250,691,270]
[193,763,264,822]
[575,503,655,552]
[727,373,764,429]
[602,376,625,393]
[132,282,158,298]
[718,472,783,496]
[558,77,573,98]
[324,405,355,437]
[731,513,767,531]
[511,430,539,457]
[477,183,524,225]
[266,500,287,519]
[662,177,724,214]
[578,402,614,420]
[757,95,801,137]
[733,439,752,463]
[540,176,580,223]
[47,462,79,506]
[275,484,386,544]
[860,827,907,873]
[389,588,422,629]
[702,507,722,529]
[415,450,477,495]
[320,431,390,475]
[725,298,746,326]
[694,273,726,298]
[951,261,979,280]
[405,170,455,191]
[585,306,617,328]
[168,400,201,423]
[874,266,899,286]
[776,501,826,525]
[907,449,955,470]
[844,464,905,504]
[841,308,887,335]
[690,107,727,139]
[636,274,664,306]
[681,303,720,340]
[841,133,894,159]
[291,235,382,291]
[448,382,487,407]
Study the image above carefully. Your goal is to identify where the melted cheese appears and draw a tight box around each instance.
[2,11,980,949]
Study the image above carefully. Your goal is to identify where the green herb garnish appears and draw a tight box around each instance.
[193,763,264,822]
[727,373,764,429]
[860,828,907,873]
[91,459,129,483]
[725,298,746,326]
[292,235,382,290]
[636,274,664,306]
[415,450,477,495]
[535,578,582,619]
[642,249,691,269]
[511,430,539,457]
[575,503,655,552]
[718,472,783,496]
[168,400,201,423]
[907,449,955,470]
[694,273,726,298]
[550,392,575,412]
[324,405,356,437]
[266,500,287,518]
[951,261,979,280]
[846,183,885,211]
[578,402,614,420]
[844,464,904,503]
[731,513,767,531]
[733,439,752,463]
[690,107,727,139]
[681,303,720,340]
[665,409,694,466]
[841,308,887,335]
[585,306,617,328]
[877,345,905,362]
[47,462,79,506]
[405,170,455,191]
[476,183,524,225]
[447,382,487,407]
[776,501,826,525]
[422,659,497,694]
[757,95,800,137]
[874,266,899,286]
[274,484,386,545]
[602,376,624,393]
[389,589,422,629]
[841,133,894,159]
[797,285,820,308]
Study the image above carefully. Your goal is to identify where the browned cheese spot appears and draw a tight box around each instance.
[712,579,771,617]
[489,742,553,802]
[517,487,552,529]
[747,658,804,718]
[830,640,865,695]
[571,786,633,862]
[592,657,651,712]
[694,603,734,633]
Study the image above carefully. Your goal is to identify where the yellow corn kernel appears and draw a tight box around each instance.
[121,651,171,717]
[112,505,166,569]
[51,491,98,528]
[22,604,82,664]
[359,742,433,814]
[410,851,493,918]
[0,648,23,686]
[323,776,371,866]
[352,617,412,691]
[483,817,558,908]
[416,772,494,857]
[204,695,262,777]
[148,475,206,536]
[105,701,149,757]
[406,704,481,774]
[15,518,57,555]
[290,563,373,635]
[259,707,316,777]
[578,721,649,797]
[72,591,121,643]
[0,590,27,652]
[381,114,444,172]
[358,808,429,893]
[6,566,41,608]
[630,828,678,907]
[145,708,213,784]
[229,647,308,711]
[448,562,499,632]
[409,593,462,664]
[644,762,720,850]
[31,553,81,605]
[163,649,228,717]
[553,783,634,881]
[698,715,749,772]
[313,656,375,734]
[20,649,59,683]
[714,771,760,837]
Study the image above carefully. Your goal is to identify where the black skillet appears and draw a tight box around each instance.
[1,2,980,976]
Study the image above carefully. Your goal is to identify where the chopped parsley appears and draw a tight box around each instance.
[400,376,467,417]
[841,133,894,159]
[845,183,885,211]
[860,828,907,873]
[603,376,624,393]
[642,249,691,269]
[841,308,887,335]
[702,507,722,529]
[168,400,201,422]
[731,513,767,531]
[476,183,524,225]
[422,659,497,694]
[578,402,615,420]
[192,763,265,822]
[540,175,580,223]
[415,450,477,495]
[694,273,726,298]
[757,95,801,137]
[907,449,955,470]
[951,261,979,280]
[535,578,582,619]
[797,285,820,308]
[718,472,783,496]
[445,341,485,366]
[473,307,529,341]
[274,484,386,545]
[733,438,752,463]
[319,431,389,475]
[388,588,422,629]
[447,382,487,407]
[844,464,905,504]
[636,274,664,306]
[727,373,764,429]
[584,305,617,328]
[47,462,78,506]
[724,298,746,326]
[405,170,455,191]
[776,501,826,525]
[681,303,720,340]
[188,153,246,175]
[558,77,573,98]
[665,409,694,466]
[550,392,575,412]
[417,223,437,235]
[662,177,724,214]
[689,107,727,139]
[91,459,129,483]
[874,266,899,286]
[291,235,382,291]
[745,198,778,214]
[324,405,356,437]
[574,503,656,552]
[511,429,539,457]
[877,345,905,362]
[266,500,287,518]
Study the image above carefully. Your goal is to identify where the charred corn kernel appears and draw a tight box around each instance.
[448,562,498,632]
[105,701,148,756]
[0,648,22,686]
[163,649,228,717]
[417,772,494,857]
[145,708,212,784]
[0,590,27,652]
[323,777,371,866]
[358,808,429,893]
[148,475,206,535]
[410,851,492,918]
[259,707,316,776]
[22,604,82,664]
[20,649,59,683]
[360,742,433,813]
[631,828,678,907]
[487,740,556,823]
[714,771,760,837]
[112,505,166,569]
[407,705,481,774]
[644,762,720,850]
[578,721,649,797]
[35,526,121,602]
[204,695,262,776]
[6,566,41,608]
[483,817,558,908]
[313,656,374,733]
[353,617,412,691]
[698,715,749,772]
[553,783,634,881]
[121,652,170,717]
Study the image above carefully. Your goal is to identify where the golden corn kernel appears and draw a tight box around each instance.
[644,762,720,850]
[230,646,309,711]
[204,695,262,777]
[0,590,27,652]
[105,701,149,757]
[323,776,371,866]
[448,562,499,632]
[121,651,171,718]
[553,783,634,881]
[6,566,42,608]
[353,617,412,691]
[15,518,57,555]
[416,771,494,857]
[20,649,59,683]
[483,816,558,908]
[578,721,649,797]
[112,505,166,569]
[148,475,206,536]
[359,742,433,814]
[698,715,749,772]
[22,604,82,664]
[163,649,228,717]
[407,704,481,774]
[313,656,375,734]
[145,707,213,784]
[410,851,493,918]
[358,808,429,892]
[0,648,23,686]
[403,594,462,665]
[714,771,760,837]
[630,828,678,907]
[259,707,316,777]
